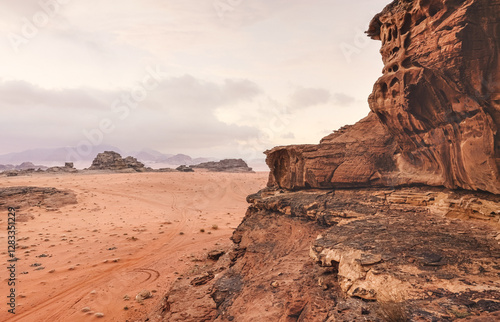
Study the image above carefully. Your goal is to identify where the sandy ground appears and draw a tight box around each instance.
[0,171,268,321]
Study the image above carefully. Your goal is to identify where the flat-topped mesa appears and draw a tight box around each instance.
[367,0,500,193]
[266,0,500,194]
[191,159,253,173]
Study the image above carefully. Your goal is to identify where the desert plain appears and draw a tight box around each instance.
[0,171,268,321]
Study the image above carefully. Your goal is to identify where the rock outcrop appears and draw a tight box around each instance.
[176,165,194,172]
[151,188,500,321]
[266,113,398,189]
[148,1,500,321]
[266,0,500,194]
[46,162,77,173]
[191,159,254,173]
[88,151,146,172]
[88,151,128,170]
[123,156,146,171]
[0,186,77,210]
[367,0,500,194]
[0,162,47,172]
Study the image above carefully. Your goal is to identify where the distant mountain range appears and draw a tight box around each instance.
[0,145,123,164]
[0,146,267,170]
[129,148,215,165]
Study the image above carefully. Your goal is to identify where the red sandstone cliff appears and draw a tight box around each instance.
[266,0,500,194]
[149,1,500,321]
[367,0,500,193]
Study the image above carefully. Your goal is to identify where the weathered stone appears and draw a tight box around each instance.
[190,272,215,286]
[0,186,77,210]
[46,166,77,173]
[135,290,152,302]
[207,250,225,261]
[265,113,398,190]
[176,165,194,172]
[89,151,128,170]
[367,0,500,194]
[191,159,253,173]
[266,0,500,194]
[89,151,146,172]
[123,156,145,171]
[154,187,500,321]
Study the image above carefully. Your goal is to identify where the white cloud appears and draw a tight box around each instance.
[290,87,331,109]
[0,76,261,155]
[0,0,390,158]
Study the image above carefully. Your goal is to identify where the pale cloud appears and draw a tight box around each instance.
[332,93,356,106]
[0,80,115,110]
[0,0,390,159]
[290,87,331,109]
[0,76,261,154]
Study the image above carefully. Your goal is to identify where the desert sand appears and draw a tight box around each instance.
[0,171,268,321]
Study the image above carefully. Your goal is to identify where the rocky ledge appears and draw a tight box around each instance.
[0,186,77,210]
[150,187,499,321]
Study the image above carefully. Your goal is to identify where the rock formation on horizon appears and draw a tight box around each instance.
[0,162,48,172]
[266,0,500,194]
[176,165,194,172]
[190,159,254,173]
[151,1,500,321]
[89,151,146,172]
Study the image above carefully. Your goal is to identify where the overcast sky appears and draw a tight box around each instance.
[0,0,389,160]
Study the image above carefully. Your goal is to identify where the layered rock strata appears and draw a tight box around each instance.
[151,188,500,321]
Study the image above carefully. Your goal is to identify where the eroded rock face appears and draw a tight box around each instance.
[367,0,500,193]
[265,113,399,190]
[266,0,500,194]
[89,151,145,172]
[123,156,146,171]
[89,151,127,170]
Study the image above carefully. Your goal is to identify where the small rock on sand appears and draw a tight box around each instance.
[135,290,152,302]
